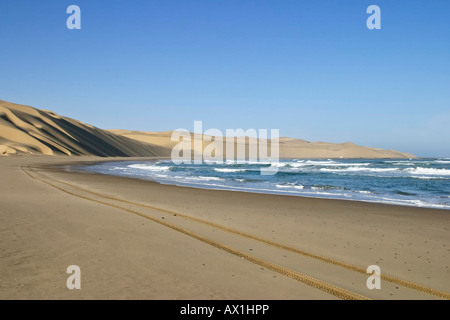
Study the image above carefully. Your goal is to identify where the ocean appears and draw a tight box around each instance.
[79,158,450,210]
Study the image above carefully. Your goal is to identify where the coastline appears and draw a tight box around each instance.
[74,157,450,211]
[1,155,449,299]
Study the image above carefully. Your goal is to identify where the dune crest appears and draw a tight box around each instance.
[110,130,416,159]
[0,100,170,157]
[0,99,415,158]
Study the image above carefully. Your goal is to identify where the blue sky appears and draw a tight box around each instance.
[0,1,449,157]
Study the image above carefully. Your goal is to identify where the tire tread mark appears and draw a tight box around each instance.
[22,166,368,300]
[24,166,450,300]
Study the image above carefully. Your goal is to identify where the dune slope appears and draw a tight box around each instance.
[0,100,170,157]
[0,99,415,158]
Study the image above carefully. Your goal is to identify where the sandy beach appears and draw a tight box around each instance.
[2,0,449,303]
[1,155,449,300]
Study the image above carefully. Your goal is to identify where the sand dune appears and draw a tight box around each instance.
[0,100,170,157]
[109,130,416,159]
[0,99,415,158]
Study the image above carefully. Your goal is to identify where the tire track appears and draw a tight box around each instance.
[24,166,450,299]
[22,165,369,300]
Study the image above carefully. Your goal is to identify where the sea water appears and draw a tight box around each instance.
[80,158,450,210]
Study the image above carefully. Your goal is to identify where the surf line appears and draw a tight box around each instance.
[22,165,369,300]
[24,166,450,300]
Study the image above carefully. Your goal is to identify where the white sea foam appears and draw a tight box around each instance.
[224,159,273,165]
[290,163,309,167]
[378,197,449,209]
[289,161,370,168]
[331,163,370,167]
[312,191,347,197]
[319,167,398,173]
[276,184,292,188]
[272,161,370,168]
[154,173,169,177]
[270,162,290,167]
[184,176,224,181]
[275,184,304,189]
[410,176,447,180]
[214,168,247,173]
[384,161,415,166]
[268,162,308,168]
[128,164,171,171]
[304,160,337,165]
[268,161,304,168]
[406,168,450,176]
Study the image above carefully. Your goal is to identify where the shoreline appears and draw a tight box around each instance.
[1,155,449,299]
[68,157,450,212]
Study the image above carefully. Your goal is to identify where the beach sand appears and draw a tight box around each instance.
[1,156,449,300]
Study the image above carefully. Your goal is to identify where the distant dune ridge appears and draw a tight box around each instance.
[0,99,415,158]
[109,131,416,159]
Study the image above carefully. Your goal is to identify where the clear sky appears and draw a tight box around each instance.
[0,0,449,157]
